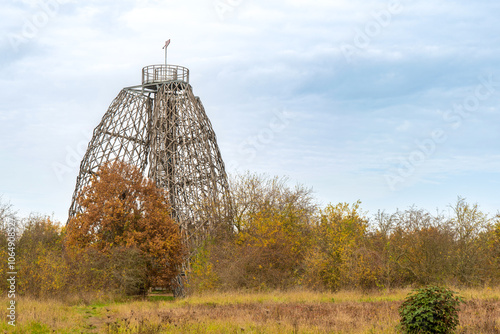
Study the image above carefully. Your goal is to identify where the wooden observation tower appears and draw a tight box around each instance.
[68,51,232,295]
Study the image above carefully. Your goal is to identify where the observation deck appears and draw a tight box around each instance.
[142,65,189,88]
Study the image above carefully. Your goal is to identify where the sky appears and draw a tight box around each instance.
[1,0,499,223]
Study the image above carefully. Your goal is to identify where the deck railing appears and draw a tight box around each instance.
[142,65,189,86]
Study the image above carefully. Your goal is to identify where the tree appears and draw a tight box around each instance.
[0,197,17,233]
[384,208,454,286]
[449,197,491,285]
[0,197,18,292]
[492,214,500,283]
[18,215,67,297]
[305,201,369,290]
[230,173,315,289]
[66,161,185,290]
[190,173,316,291]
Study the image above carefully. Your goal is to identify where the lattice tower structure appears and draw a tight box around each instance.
[68,64,232,252]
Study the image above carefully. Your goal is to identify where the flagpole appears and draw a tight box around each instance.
[163,39,171,67]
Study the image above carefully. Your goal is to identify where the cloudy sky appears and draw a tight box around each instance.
[1,0,499,222]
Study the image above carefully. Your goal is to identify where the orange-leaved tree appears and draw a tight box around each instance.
[66,161,185,290]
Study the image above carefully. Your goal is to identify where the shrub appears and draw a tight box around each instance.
[398,286,463,334]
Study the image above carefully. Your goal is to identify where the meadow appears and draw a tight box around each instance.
[1,288,499,334]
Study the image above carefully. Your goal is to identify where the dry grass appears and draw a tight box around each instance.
[1,287,499,333]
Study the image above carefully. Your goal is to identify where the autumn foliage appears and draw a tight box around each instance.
[188,174,315,291]
[304,201,370,291]
[66,161,185,289]
[188,174,500,293]
[1,171,500,299]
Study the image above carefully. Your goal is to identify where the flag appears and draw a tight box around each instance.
[163,39,171,49]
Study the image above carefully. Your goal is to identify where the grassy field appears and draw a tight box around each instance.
[1,288,499,333]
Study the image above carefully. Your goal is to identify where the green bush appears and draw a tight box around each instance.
[398,286,463,334]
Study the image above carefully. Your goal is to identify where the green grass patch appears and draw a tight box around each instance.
[0,321,52,334]
[148,295,175,302]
